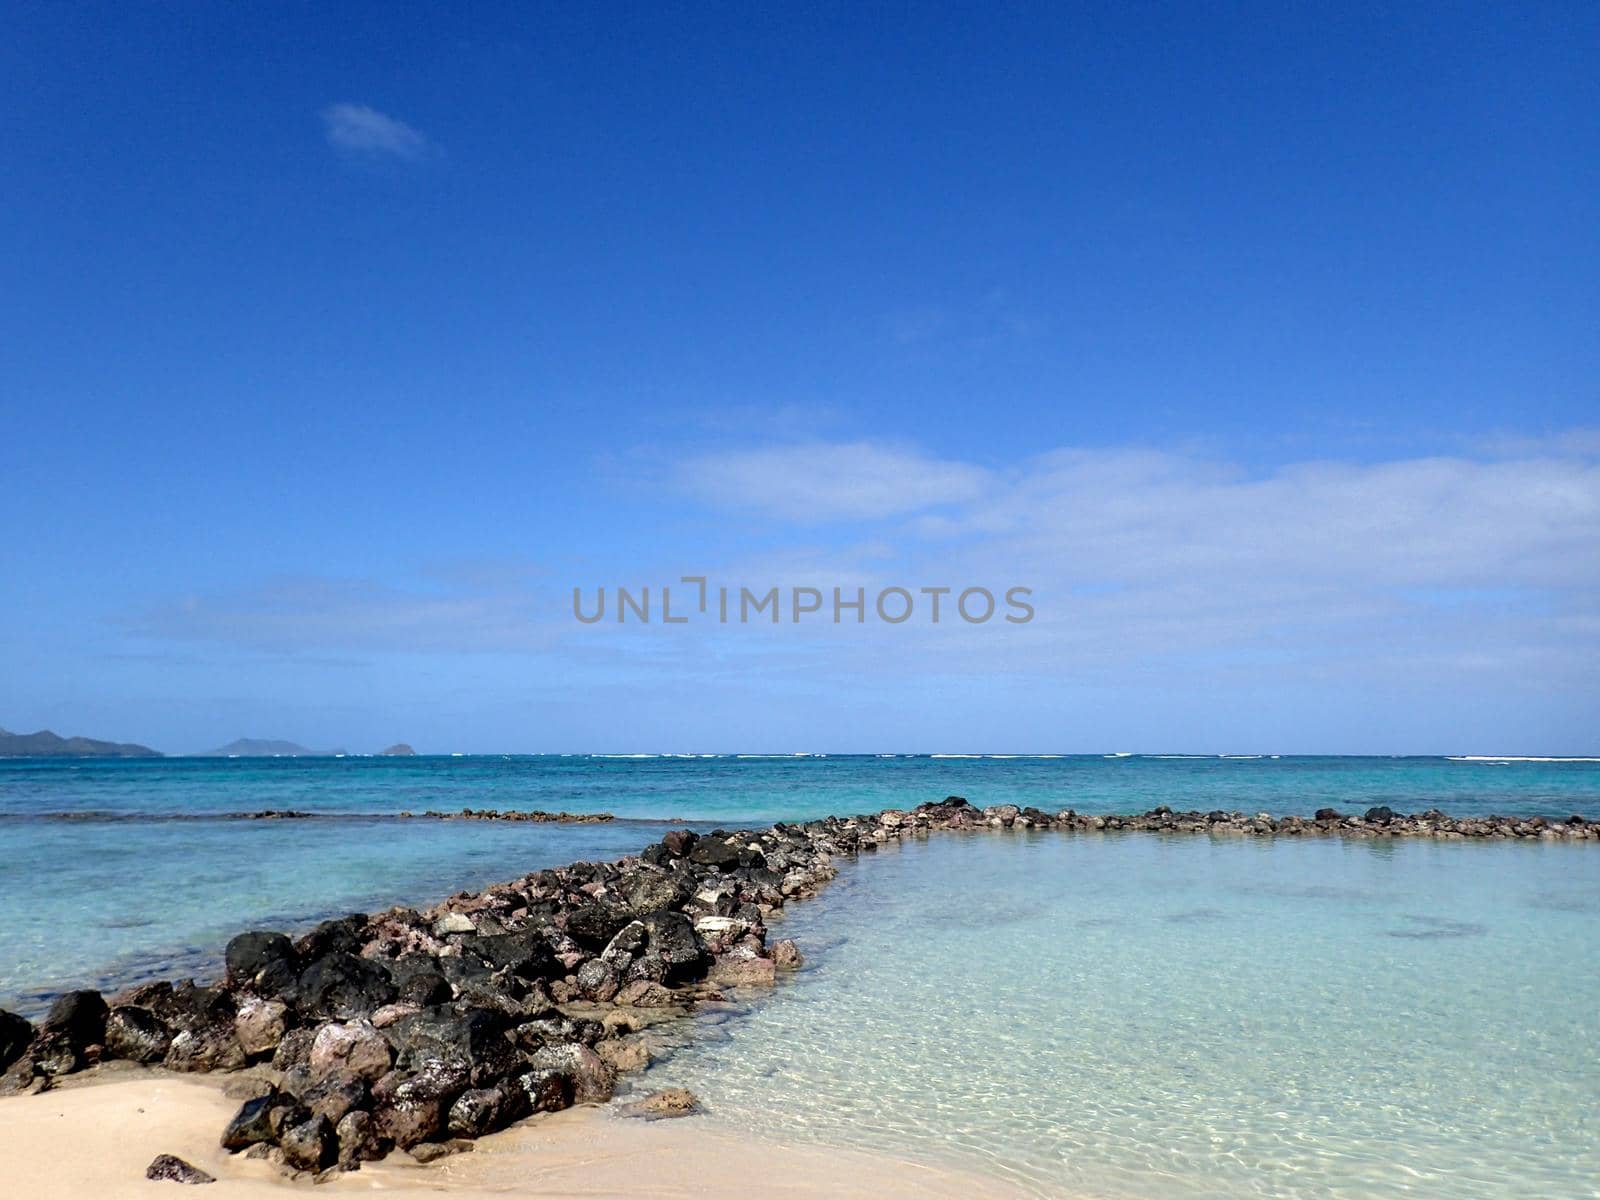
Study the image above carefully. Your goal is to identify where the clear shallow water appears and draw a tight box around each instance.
[649,833,1600,1200]
[2,754,1598,1013]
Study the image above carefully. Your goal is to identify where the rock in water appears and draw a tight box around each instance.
[770,938,804,969]
[623,1087,701,1119]
[146,1155,216,1184]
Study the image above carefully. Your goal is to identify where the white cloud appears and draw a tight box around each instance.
[679,441,992,522]
[321,103,434,160]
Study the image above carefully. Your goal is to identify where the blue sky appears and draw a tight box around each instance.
[2,2,1596,753]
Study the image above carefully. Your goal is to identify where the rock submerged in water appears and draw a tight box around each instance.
[622,1087,701,1119]
[146,1154,215,1184]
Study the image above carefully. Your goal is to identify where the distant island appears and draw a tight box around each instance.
[379,743,417,756]
[0,726,161,758]
[200,738,347,757]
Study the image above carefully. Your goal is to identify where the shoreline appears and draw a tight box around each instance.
[0,1067,1039,1199]
[2,797,1596,1191]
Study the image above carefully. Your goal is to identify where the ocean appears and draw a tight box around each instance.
[2,753,1596,1197]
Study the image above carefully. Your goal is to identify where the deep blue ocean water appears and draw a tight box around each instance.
[1,753,1597,1010]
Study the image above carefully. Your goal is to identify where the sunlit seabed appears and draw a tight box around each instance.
[647,834,1600,1200]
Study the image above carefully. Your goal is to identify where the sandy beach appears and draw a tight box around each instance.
[0,1066,1037,1200]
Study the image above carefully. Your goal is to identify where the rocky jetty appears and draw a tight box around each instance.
[0,797,1592,1181]
[401,809,616,823]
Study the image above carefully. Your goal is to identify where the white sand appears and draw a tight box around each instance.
[0,1067,1040,1199]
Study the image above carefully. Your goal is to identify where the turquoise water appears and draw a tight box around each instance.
[650,832,1600,1200]
[2,754,1597,1016]
[2,755,1596,1195]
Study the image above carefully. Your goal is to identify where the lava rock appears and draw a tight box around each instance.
[371,1059,471,1148]
[224,931,296,991]
[334,1109,386,1167]
[42,989,107,1049]
[660,829,698,857]
[220,1092,278,1151]
[104,1006,171,1064]
[294,914,369,961]
[574,958,619,1002]
[389,1007,516,1085]
[619,871,688,916]
[279,1114,335,1172]
[292,953,396,1020]
[565,903,632,950]
[0,1009,34,1074]
[687,837,741,870]
[146,1154,216,1184]
[445,1087,510,1138]
[525,1042,614,1104]
[309,1020,392,1082]
[641,910,705,979]
[300,1070,368,1124]
[233,998,288,1057]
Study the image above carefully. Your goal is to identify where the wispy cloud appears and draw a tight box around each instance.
[678,441,992,522]
[321,103,435,161]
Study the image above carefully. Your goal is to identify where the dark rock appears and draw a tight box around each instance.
[641,910,705,979]
[104,1006,171,1063]
[389,1007,515,1085]
[687,837,741,870]
[603,920,648,960]
[371,1059,470,1148]
[445,1087,509,1138]
[145,982,236,1034]
[574,958,619,1002]
[294,914,369,961]
[466,930,557,979]
[146,1154,216,1184]
[1364,806,1397,825]
[292,953,396,1019]
[1314,808,1343,822]
[0,1009,34,1074]
[389,959,453,1006]
[271,1026,315,1071]
[619,871,688,916]
[280,1114,335,1172]
[526,1042,614,1103]
[31,1030,81,1076]
[224,931,296,990]
[334,1110,386,1167]
[660,829,698,857]
[42,989,107,1048]
[220,1092,278,1151]
[565,902,632,950]
[411,1140,474,1163]
[517,1065,573,1113]
[300,1070,368,1124]
[164,1020,245,1073]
